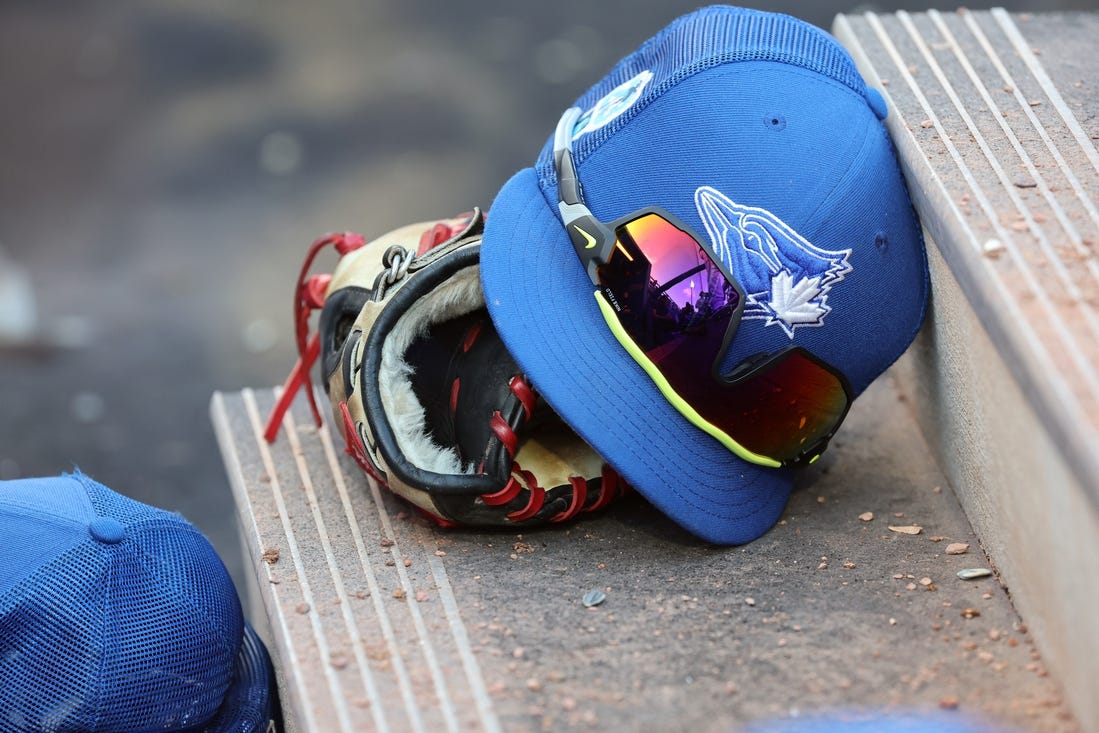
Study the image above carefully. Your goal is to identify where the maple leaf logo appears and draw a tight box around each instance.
[764,272,831,338]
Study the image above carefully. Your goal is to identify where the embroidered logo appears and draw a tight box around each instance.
[572,70,653,139]
[694,186,852,338]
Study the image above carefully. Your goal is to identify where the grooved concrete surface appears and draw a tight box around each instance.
[216,380,1077,733]
[834,9,1099,732]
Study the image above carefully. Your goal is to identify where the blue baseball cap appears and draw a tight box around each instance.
[741,712,1012,732]
[480,6,928,544]
[0,471,274,732]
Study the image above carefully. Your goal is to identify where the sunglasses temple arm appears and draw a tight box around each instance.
[553,107,617,284]
[555,152,617,284]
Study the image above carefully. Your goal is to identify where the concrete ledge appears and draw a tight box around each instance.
[834,9,1099,731]
[211,384,1075,732]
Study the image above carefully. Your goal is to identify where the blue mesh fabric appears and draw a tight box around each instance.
[0,473,246,732]
[535,4,872,186]
[192,624,275,733]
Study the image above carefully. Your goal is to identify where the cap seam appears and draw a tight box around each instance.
[130,532,240,666]
[92,552,112,730]
[799,107,881,238]
[0,504,88,532]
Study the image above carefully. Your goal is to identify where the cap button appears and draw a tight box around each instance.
[89,517,126,544]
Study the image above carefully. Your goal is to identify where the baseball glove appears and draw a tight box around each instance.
[264,209,628,527]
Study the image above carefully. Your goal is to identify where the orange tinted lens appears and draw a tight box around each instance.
[673,348,848,463]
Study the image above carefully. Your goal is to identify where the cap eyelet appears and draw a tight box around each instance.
[764,114,787,131]
[875,231,890,254]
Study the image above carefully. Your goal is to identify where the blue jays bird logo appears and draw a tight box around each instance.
[694,186,852,339]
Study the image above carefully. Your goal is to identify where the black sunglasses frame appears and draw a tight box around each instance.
[551,106,854,468]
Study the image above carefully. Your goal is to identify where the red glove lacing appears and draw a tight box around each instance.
[263,232,366,442]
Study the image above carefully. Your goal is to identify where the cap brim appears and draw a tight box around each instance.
[481,168,794,545]
[203,622,275,732]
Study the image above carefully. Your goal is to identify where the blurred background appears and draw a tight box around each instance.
[2,0,1097,590]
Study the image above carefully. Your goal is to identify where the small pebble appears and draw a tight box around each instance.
[920,119,934,128]
[962,608,981,619]
[957,568,993,580]
[261,548,280,564]
[296,602,310,614]
[392,589,407,600]
[434,550,447,557]
[888,525,923,535]
[582,589,606,608]
[982,239,1004,258]
[940,696,960,710]
[745,597,756,607]
[858,512,874,522]
[380,539,395,547]
[945,542,970,555]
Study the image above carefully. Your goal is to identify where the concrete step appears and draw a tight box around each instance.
[833,8,1099,733]
[212,383,1075,732]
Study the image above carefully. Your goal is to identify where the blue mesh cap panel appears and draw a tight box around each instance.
[0,472,246,732]
[0,476,95,597]
[535,4,872,185]
[0,544,108,731]
[96,526,242,730]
